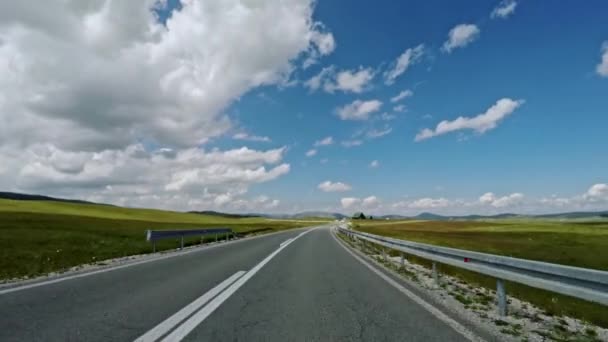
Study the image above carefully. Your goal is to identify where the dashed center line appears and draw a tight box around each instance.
[136,228,314,342]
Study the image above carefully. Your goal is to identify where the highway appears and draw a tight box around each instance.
[0,225,486,341]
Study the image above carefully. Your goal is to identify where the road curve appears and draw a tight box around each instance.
[0,225,481,341]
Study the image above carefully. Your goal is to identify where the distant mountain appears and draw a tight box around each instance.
[533,211,608,219]
[0,191,105,206]
[413,212,449,220]
[188,210,261,219]
[291,211,347,219]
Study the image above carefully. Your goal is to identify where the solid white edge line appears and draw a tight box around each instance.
[331,228,485,342]
[133,271,246,342]
[0,226,319,296]
[161,228,315,342]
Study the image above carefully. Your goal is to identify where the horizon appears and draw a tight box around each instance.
[0,1,607,216]
[2,190,607,219]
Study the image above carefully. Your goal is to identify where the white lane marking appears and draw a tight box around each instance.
[161,228,315,342]
[134,271,246,342]
[331,229,485,342]
[0,226,319,296]
[279,238,293,247]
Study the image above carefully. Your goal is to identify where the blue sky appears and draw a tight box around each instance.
[1,0,607,214]
[215,0,608,213]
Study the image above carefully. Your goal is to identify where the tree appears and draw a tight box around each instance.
[352,212,366,220]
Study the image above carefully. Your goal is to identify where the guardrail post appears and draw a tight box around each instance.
[383,247,388,262]
[400,253,405,268]
[432,262,439,286]
[215,233,218,243]
[497,279,507,316]
[180,236,184,250]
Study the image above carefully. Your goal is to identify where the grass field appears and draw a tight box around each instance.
[0,199,328,281]
[353,218,608,327]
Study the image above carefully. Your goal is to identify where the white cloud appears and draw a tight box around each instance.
[597,42,608,77]
[233,133,271,142]
[0,0,333,211]
[384,44,424,85]
[584,183,608,201]
[314,136,334,146]
[341,140,363,147]
[390,90,413,103]
[366,127,392,138]
[6,144,290,211]
[362,195,380,208]
[324,67,375,93]
[370,160,379,168]
[479,192,524,208]
[491,0,517,19]
[341,197,360,209]
[305,149,317,157]
[318,181,352,192]
[381,112,397,121]
[336,99,383,120]
[415,98,524,141]
[306,66,375,93]
[393,104,406,113]
[303,29,336,68]
[304,66,334,91]
[442,24,480,53]
[340,195,379,210]
[407,197,451,209]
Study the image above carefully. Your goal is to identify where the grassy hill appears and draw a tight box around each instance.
[0,199,327,281]
[354,218,608,327]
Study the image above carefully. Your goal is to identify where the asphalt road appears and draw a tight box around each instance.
[0,225,480,341]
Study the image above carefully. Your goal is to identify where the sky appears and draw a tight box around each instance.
[0,0,607,215]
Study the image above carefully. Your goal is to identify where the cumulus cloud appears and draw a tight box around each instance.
[369,160,379,168]
[442,24,480,53]
[318,181,352,192]
[384,45,425,85]
[341,197,360,209]
[336,99,383,120]
[0,0,333,211]
[407,197,451,209]
[415,98,524,141]
[325,67,375,93]
[304,66,334,91]
[305,149,317,157]
[340,196,379,210]
[305,66,375,93]
[233,133,271,142]
[491,0,517,19]
[362,195,380,208]
[584,183,608,201]
[8,144,290,211]
[597,42,608,77]
[302,29,336,68]
[314,136,334,146]
[479,192,524,208]
[390,90,413,103]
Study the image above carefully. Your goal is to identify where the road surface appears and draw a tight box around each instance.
[0,225,484,341]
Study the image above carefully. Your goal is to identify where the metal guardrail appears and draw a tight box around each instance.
[146,228,234,252]
[337,226,608,316]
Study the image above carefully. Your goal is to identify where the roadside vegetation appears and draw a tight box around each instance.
[352,218,608,328]
[0,199,327,281]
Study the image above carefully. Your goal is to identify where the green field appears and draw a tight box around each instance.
[0,199,328,281]
[353,218,608,327]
